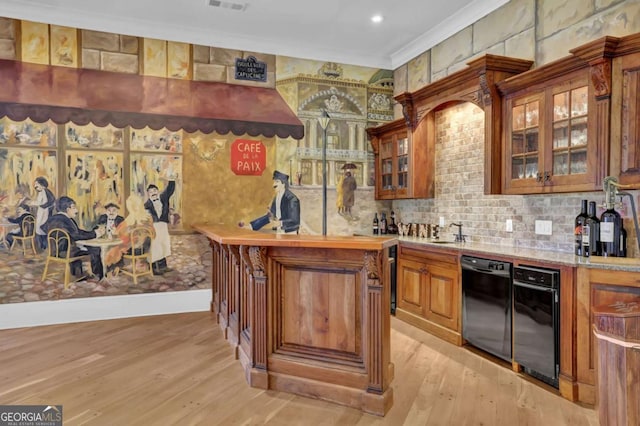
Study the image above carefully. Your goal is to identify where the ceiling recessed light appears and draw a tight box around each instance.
[371,14,383,24]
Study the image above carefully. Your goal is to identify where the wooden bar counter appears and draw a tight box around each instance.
[193,224,398,416]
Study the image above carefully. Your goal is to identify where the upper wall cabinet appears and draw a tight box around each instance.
[498,36,634,194]
[367,117,433,199]
[367,55,533,199]
[610,33,640,186]
[499,67,597,194]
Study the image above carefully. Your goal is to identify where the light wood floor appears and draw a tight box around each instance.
[0,312,598,425]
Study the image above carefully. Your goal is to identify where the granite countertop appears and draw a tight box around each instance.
[397,236,640,272]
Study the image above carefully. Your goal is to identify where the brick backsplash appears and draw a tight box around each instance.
[392,102,640,257]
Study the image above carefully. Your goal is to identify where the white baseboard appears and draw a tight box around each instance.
[0,290,211,330]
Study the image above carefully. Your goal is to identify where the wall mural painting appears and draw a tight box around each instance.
[0,114,207,305]
[0,117,57,147]
[0,148,58,217]
[130,153,183,229]
[131,127,183,153]
[65,123,124,149]
[65,151,124,229]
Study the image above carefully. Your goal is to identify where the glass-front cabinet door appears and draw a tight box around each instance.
[503,72,598,194]
[549,84,589,182]
[505,93,545,193]
[366,118,432,199]
[377,130,410,199]
[380,135,394,192]
[396,136,409,192]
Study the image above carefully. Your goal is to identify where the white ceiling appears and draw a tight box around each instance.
[1,0,509,69]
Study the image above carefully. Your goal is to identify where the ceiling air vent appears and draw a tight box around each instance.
[208,0,248,11]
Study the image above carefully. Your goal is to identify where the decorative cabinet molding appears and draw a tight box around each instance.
[367,55,532,198]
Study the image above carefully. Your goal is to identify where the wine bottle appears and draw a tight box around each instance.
[574,200,588,256]
[380,212,388,235]
[388,210,397,234]
[372,213,379,235]
[582,201,600,257]
[600,201,623,257]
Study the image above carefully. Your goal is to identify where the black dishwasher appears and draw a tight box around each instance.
[461,255,513,362]
[513,265,560,388]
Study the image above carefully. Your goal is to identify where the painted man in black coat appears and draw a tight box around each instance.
[95,202,124,239]
[5,203,34,247]
[248,170,300,234]
[43,196,105,279]
[144,179,175,275]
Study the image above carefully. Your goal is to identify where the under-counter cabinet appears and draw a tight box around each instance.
[367,118,433,199]
[575,267,640,406]
[396,244,460,345]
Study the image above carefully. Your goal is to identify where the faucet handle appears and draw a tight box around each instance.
[454,234,467,243]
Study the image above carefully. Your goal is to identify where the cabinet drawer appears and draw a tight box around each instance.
[399,244,458,265]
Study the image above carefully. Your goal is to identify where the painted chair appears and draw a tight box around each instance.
[119,226,154,285]
[41,228,93,288]
[9,214,37,256]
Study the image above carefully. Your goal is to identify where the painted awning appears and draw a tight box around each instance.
[0,59,304,140]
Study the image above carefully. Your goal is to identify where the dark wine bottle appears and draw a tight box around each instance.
[582,201,600,257]
[388,210,398,234]
[574,199,588,256]
[372,213,379,235]
[600,201,623,257]
[380,212,388,235]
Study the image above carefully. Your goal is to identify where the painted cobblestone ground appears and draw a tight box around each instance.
[0,234,212,303]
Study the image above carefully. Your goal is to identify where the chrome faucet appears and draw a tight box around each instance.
[450,222,465,243]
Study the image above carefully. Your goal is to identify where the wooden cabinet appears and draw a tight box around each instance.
[396,244,460,345]
[368,55,532,197]
[611,34,640,186]
[575,266,640,406]
[367,118,432,199]
[500,67,604,194]
[494,36,631,194]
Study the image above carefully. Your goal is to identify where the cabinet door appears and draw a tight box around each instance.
[378,134,395,199]
[394,134,410,198]
[503,73,598,194]
[612,52,640,186]
[504,93,544,193]
[424,263,459,331]
[544,79,595,190]
[397,257,427,317]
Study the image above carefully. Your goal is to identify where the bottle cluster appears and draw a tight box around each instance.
[574,199,627,257]
[372,211,398,235]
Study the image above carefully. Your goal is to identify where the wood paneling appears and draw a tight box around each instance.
[576,267,640,405]
[197,225,395,416]
[396,244,461,345]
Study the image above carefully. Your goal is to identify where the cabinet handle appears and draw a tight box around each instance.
[536,172,543,183]
[544,171,551,182]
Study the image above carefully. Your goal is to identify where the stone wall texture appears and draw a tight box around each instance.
[0,17,15,60]
[398,0,640,91]
[0,18,274,87]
